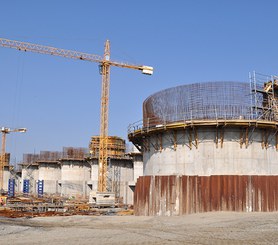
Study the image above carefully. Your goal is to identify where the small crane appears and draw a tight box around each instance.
[0,127,27,191]
[0,38,153,192]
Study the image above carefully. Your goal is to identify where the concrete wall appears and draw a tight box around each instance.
[143,127,278,176]
[3,167,10,191]
[10,157,138,204]
[3,168,22,193]
[21,165,39,194]
[38,162,61,194]
[90,159,98,191]
[90,158,135,205]
[60,160,91,197]
[133,154,143,182]
[112,160,134,205]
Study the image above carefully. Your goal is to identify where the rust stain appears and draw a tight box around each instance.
[134,175,278,216]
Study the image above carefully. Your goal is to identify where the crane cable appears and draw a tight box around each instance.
[10,53,25,165]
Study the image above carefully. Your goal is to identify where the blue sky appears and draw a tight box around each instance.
[1,0,278,162]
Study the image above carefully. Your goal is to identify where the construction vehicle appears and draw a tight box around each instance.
[0,38,153,197]
[0,127,27,192]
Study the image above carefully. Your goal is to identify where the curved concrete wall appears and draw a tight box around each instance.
[143,127,278,176]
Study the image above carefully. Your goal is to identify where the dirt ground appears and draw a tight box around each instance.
[0,212,278,244]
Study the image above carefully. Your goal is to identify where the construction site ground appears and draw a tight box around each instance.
[0,212,278,244]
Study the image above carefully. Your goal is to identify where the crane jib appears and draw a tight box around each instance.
[0,37,153,194]
[0,38,154,73]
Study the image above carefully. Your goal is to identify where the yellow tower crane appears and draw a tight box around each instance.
[0,38,153,192]
[0,127,27,191]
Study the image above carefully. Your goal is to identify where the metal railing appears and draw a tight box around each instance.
[128,107,269,134]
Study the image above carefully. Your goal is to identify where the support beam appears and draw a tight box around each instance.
[173,131,177,151]
[188,129,192,150]
[240,129,244,149]
[276,133,278,151]
[215,127,219,148]
[220,127,224,148]
[159,134,163,152]
[245,127,249,148]
[194,128,198,149]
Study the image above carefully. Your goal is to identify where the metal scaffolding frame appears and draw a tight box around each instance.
[250,71,278,121]
[22,147,88,163]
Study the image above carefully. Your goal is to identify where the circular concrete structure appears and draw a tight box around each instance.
[129,81,278,176]
[142,124,278,176]
[129,80,278,216]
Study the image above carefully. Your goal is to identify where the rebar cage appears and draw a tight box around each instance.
[143,81,252,127]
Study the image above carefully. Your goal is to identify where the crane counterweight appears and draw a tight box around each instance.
[142,66,154,75]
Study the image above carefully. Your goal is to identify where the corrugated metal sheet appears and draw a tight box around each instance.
[134,175,278,216]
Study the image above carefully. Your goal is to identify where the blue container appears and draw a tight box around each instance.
[8,179,15,197]
[37,180,44,197]
[23,179,30,194]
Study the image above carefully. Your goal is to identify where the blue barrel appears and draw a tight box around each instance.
[23,179,30,194]
[37,180,44,197]
[8,179,15,197]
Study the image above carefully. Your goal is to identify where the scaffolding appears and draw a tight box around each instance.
[0,153,10,166]
[22,147,88,163]
[21,148,88,193]
[113,161,121,200]
[23,154,40,164]
[89,136,126,159]
[62,147,88,160]
[89,136,125,197]
[250,71,278,121]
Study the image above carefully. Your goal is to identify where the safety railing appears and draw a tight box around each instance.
[127,107,271,134]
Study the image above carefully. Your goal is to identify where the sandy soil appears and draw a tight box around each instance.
[0,212,278,244]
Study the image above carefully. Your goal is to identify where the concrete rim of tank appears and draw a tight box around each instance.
[128,119,278,140]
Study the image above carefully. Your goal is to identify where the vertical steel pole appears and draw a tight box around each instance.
[0,132,6,191]
[98,40,111,192]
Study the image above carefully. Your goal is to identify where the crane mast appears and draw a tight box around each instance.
[0,127,27,191]
[0,132,6,190]
[0,37,153,192]
[98,40,111,192]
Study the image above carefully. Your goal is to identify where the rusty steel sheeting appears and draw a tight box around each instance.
[134,175,278,216]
